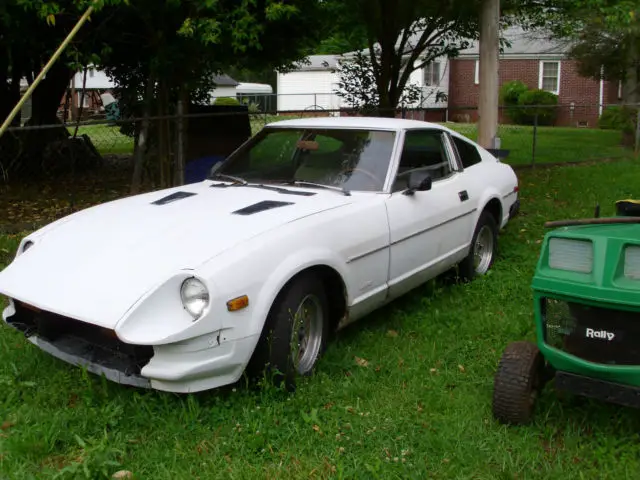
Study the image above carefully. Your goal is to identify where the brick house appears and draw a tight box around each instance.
[276,26,622,127]
[447,26,621,127]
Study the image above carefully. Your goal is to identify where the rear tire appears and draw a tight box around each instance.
[458,211,498,282]
[492,341,545,425]
[248,272,330,391]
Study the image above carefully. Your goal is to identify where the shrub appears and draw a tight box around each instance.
[499,81,558,125]
[599,105,637,133]
[241,98,262,113]
[515,89,559,126]
[500,80,529,106]
[213,96,240,106]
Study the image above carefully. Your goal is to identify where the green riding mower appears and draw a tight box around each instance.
[492,200,640,425]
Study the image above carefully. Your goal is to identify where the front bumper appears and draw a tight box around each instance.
[555,371,640,409]
[2,301,258,393]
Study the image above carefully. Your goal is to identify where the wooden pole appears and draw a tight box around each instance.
[70,72,78,122]
[0,3,96,139]
[477,0,500,149]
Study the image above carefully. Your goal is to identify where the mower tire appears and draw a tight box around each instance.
[492,341,545,425]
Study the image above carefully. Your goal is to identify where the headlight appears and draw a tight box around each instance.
[180,277,209,320]
[22,240,34,253]
[624,245,640,279]
[548,238,593,273]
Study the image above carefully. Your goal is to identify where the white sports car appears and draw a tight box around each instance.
[0,117,519,393]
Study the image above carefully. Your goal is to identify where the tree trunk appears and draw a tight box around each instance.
[173,89,188,186]
[377,95,396,117]
[131,75,155,194]
[0,50,22,125]
[623,34,639,105]
[29,61,72,125]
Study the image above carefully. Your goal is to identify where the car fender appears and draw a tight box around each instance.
[472,188,506,233]
[245,247,350,338]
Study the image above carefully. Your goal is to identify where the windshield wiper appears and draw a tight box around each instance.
[284,180,351,196]
[211,173,248,185]
[210,178,316,196]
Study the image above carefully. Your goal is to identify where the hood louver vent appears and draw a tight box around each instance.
[233,200,294,216]
[152,191,197,205]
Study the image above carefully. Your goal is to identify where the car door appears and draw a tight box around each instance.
[384,129,478,299]
[447,132,489,243]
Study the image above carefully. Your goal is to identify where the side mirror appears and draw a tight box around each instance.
[403,171,432,196]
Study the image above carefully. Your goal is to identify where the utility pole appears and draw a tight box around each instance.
[477,0,500,149]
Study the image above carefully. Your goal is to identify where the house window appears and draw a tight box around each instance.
[424,62,441,86]
[474,60,479,85]
[539,61,561,94]
[89,68,95,78]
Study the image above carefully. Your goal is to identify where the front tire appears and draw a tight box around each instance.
[458,211,498,281]
[492,341,545,425]
[248,272,330,391]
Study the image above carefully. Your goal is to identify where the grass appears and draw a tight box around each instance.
[67,125,134,156]
[71,115,630,168]
[2,159,640,478]
[445,123,628,166]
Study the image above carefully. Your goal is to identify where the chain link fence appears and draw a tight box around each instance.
[0,101,633,233]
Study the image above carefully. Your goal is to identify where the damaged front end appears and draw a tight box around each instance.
[4,300,154,388]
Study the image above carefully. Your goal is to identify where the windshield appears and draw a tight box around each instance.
[209,127,397,192]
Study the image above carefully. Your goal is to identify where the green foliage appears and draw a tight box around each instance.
[500,80,529,105]
[599,105,638,133]
[334,51,446,114]
[522,1,640,94]
[517,89,559,126]
[501,81,559,126]
[320,0,484,113]
[240,98,262,113]
[213,96,241,106]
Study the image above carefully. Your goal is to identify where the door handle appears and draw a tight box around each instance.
[458,190,469,202]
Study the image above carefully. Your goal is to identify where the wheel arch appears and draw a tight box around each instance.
[268,264,348,334]
[482,196,503,228]
[246,247,351,341]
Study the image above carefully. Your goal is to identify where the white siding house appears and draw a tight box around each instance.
[71,68,115,91]
[276,54,449,113]
[276,55,342,112]
[406,56,450,109]
[209,74,240,103]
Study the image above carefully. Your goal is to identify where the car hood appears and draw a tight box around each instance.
[0,181,353,328]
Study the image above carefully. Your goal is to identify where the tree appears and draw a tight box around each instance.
[0,0,328,182]
[320,0,481,117]
[96,0,327,190]
[521,0,640,102]
[333,50,447,114]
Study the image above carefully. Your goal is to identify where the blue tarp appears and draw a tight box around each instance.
[185,155,225,184]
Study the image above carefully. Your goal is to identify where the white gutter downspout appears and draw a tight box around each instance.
[599,65,605,116]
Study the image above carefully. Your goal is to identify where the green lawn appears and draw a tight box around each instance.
[74,116,629,168]
[446,123,628,166]
[68,125,134,156]
[2,160,640,478]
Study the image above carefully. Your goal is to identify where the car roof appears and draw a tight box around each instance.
[265,116,459,134]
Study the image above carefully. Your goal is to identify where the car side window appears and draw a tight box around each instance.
[392,130,453,192]
[452,135,483,169]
